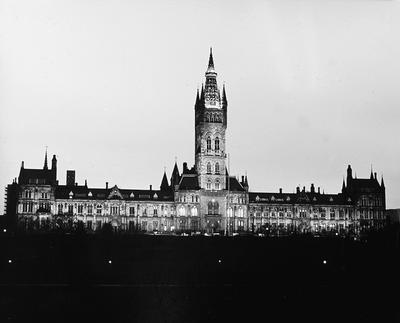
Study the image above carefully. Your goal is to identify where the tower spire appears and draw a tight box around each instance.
[208,47,214,69]
[43,146,48,170]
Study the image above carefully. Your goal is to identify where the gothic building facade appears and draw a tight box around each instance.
[4,50,386,236]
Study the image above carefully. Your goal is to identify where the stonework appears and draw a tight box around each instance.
[4,49,386,236]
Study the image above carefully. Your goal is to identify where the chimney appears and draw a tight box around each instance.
[21,161,24,169]
[106,182,109,189]
[374,172,377,180]
[183,162,188,173]
[311,183,315,193]
[302,186,305,193]
[279,188,282,194]
[85,179,87,187]
[150,184,152,191]
[318,187,320,194]
[296,186,300,194]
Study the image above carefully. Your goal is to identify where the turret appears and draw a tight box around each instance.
[43,148,48,170]
[51,154,57,182]
[346,165,352,185]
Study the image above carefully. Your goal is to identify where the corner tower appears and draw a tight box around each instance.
[195,48,228,190]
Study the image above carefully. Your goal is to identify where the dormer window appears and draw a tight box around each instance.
[88,191,93,197]
[69,191,73,199]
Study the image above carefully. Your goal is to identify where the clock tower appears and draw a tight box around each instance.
[194,48,228,191]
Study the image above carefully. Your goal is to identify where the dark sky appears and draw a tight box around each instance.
[1,0,399,209]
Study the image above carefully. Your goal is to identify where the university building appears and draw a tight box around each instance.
[4,50,386,236]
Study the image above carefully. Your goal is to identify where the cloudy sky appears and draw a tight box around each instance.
[1,0,399,210]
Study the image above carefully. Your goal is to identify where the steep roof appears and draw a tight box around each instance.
[18,168,55,185]
[226,176,246,192]
[177,174,200,191]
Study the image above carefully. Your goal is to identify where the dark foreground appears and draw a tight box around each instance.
[0,230,399,323]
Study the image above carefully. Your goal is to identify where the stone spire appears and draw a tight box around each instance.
[207,47,214,71]
[204,48,220,108]
[170,161,180,189]
[160,170,169,191]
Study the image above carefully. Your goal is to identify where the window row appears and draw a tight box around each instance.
[177,195,199,203]
[23,191,49,199]
[206,162,221,175]
[206,137,220,151]
[206,178,221,190]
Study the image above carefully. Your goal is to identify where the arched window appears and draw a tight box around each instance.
[215,162,220,175]
[179,206,185,216]
[211,114,214,122]
[208,201,219,215]
[214,202,219,215]
[215,137,220,151]
[191,207,197,217]
[207,162,212,174]
[207,137,211,151]
[206,179,212,190]
[206,114,210,122]
[208,201,213,215]
[215,179,220,190]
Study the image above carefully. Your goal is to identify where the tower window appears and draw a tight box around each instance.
[207,137,211,151]
[215,179,220,190]
[207,162,212,174]
[206,179,212,190]
[215,162,220,175]
[215,137,220,151]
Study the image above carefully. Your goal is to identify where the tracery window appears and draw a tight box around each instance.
[207,201,219,215]
[215,137,220,151]
[207,137,212,151]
